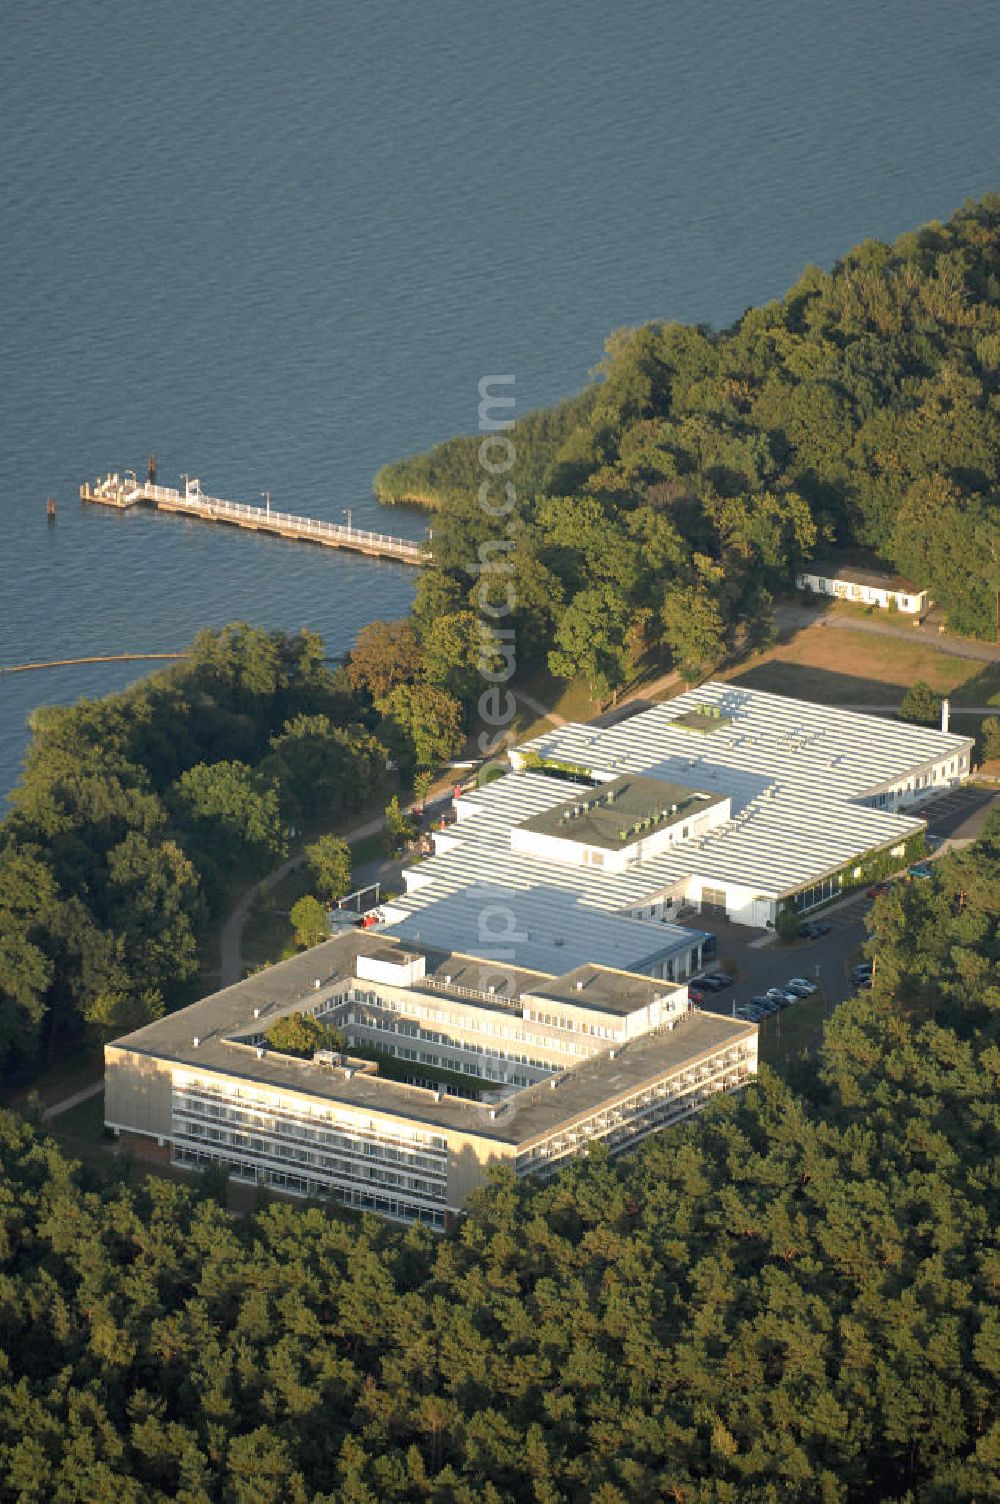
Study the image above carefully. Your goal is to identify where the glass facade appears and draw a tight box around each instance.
[171,1079,448,1228]
[791,874,840,912]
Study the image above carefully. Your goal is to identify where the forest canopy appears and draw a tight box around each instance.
[377,196,1000,688]
[1,198,1000,1502]
[0,821,997,1502]
[0,625,389,1083]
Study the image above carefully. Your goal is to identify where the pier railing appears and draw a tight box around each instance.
[81,474,430,565]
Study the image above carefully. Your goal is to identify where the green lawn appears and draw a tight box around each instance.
[48,1089,107,1142]
[512,664,603,738]
[724,619,1000,711]
[242,867,313,971]
[1,1052,103,1113]
[350,829,387,867]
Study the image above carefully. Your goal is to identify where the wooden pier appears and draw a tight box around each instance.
[80,474,431,566]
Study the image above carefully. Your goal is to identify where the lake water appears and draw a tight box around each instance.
[2,0,997,801]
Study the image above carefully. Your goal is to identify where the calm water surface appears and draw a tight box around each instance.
[2,0,997,799]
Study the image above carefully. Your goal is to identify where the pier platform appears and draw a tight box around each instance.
[80,474,430,566]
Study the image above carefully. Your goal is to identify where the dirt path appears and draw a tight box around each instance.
[219,814,386,988]
[516,689,568,727]
[41,1079,104,1122]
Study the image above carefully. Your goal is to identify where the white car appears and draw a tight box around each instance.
[786,977,818,996]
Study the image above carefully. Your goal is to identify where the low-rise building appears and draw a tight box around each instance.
[104,930,757,1228]
[796,560,929,614]
[383,682,971,940]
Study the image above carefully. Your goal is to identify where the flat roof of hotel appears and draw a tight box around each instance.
[386,881,706,976]
[107,926,748,1137]
[521,774,726,849]
[108,931,752,1147]
[526,963,681,1015]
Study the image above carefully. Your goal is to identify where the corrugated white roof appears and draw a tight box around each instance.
[387,880,705,976]
[384,683,971,965]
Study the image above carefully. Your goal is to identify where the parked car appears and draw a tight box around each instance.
[908,863,934,880]
[798,920,832,939]
[692,974,724,992]
[696,971,733,992]
[786,976,818,995]
[850,961,872,981]
[854,976,873,992]
[766,987,797,1006]
[739,1007,764,1023]
[750,995,777,1014]
[687,987,707,1005]
[866,881,892,898]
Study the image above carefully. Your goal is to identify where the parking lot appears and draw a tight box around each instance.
[694,892,871,1022]
[921,784,999,843]
[693,782,998,1052]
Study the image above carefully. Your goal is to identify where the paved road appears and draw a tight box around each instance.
[840,704,999,716]
[774,604,1000,664]
[921,783,999,842]
[219,850,310,987]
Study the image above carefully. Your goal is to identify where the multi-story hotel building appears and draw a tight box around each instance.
[105,683,967,1226]
[105,930,757,1229]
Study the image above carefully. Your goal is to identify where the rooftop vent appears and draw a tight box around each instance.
[609,1048,617,1060]
[314,979,322,989]
[576,979,584,991]
[252,1007,260,1019]
[192,1036,200,1048]
[255,1047,264,1059]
